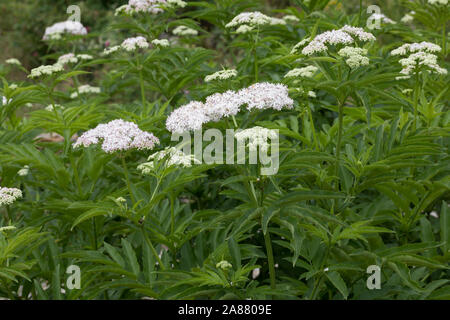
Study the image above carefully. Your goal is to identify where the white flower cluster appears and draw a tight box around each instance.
[151,39,170,47]
[2,96,11,105]
[204,69,237,82]
[428,0,448,5]
[103,45,121,56]
[236,25,255,34]
[78,54,93,61]
[73,119,160,153]
[235,126,278,152]
[18,165,30,176]
[121,36,150,51]
[398,52,447,76]
[239,83,294,111]
[226,11,286,31]
[338,46,369,69]
[71,85,101,98]
[29,63,64,78]
[43,21,87,40]
[167,0,187,8]
[45,104,64,111]
[401,11,415,23]
[166,83,293,133]
[0,225,16,233]
[115,0,186,15]
[301,26,375,55]
[0,187,22,207]
[283,15,300,23]
[5,58,21,66]
[369,13,396,24]
[391,42,442,56]
[291,38,311,54]
[391,42,446,78]
[138,147,198,172]
[172,26,198,36]
[284,65,318,78]
[58,53,78,65]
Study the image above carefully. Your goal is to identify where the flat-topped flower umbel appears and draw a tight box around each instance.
[166,82,294,133]
[298,25,376,56]
[73,119,159,153]
[0,187,22,207]
[43,21,87,40]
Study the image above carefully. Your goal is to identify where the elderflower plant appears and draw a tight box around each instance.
[73,119,159,153]
[0,187,22,206]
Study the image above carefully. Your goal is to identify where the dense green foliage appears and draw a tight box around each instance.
[0,0,449,300]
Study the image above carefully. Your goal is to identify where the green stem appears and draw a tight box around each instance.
[335,100,345,178]
[413,70,420,131]
[139,69,146,108]
[121,156,136,205]
[170,193,175,235]
[254,29,260,82]
[263,230,276,290]
[231,115,238,128]
[307,102,319,151]
[141,225,166,270]
[92,218,98,250]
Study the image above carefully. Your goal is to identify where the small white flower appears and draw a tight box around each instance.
[338,46,369,69]
[308,91,316,98]
[70,85,101,99]
[45,104,64,111]
[284,65,318,78]
[103,45,121,56]
[236,25,254,34]
[204,90,244,121]
[73,119,160,153]
[238,82,294,111]
[116,197,127,203]
[29,63,64,78]
[283,15,300,23]
[166,83,293,133]
[9,84,18,90]
[269,17,287,26]
[5,58,21,66]
[428,0,448,5]
[0,187,22,206]
[167,0,187,8]
[226,12,273,28]
[151,39,170,47]
[216,260,233,270]
[397,52,447,76]
[166,101,208,134]
[401,11,415,23]
[204,69,237,82]
[172,26,198,36]
[77,54,93,61]
[252,268,261,279]
[58,53,78,65]
[0,226,17,232]
[18,165,30,177]
[138,147,199,172]
[368,13,396,24]
[401,89,413,95]
[235,126,278,152]
[391,42,442,56]
[121,36,149,51]
[429,211,439,218]
[302,26,375,56]
[43,21,87,40]
[115,0,171,15]
[2,96,11,105]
